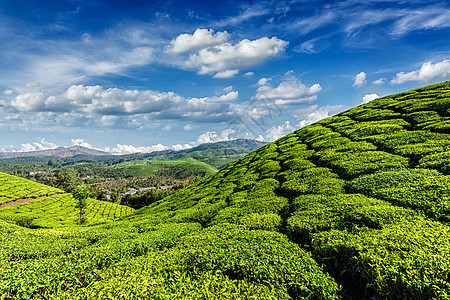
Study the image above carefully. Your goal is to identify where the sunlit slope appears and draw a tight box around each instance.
[135,81,450,298]
[0,172,62,205]
[0,172,134,228]
[0,193,135,228]
[1,82,450,299]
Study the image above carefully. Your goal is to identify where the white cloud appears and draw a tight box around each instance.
[26,81,40,88]
[258,77,271,86]
[196,128,235,144]
[244,72,255,77]
[166,28,229,54]
[183,124,195,131]
[295,104,347,128]
[3,89,13,95]
[361,93,380,104]
[110,143,169,155]
[11,93,45,111]
[185,36,288,77]
[71,138,93,148]
[391,60,450,84]
[255,75,321,105]
[353,72,367,87]
[391,8,450,36]
[265,121,295,142]
[172,143,193,151]
[12,138,58,152]
[223,86,233,93]
[4,84,238,123]
[99,115,118,127]
[213,69,239,78]
[372,78,386,85]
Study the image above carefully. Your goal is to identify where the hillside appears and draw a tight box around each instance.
[0,172,134,228]
[111,160,218,178]
[0,145,110,159]
[1,82,450,299]
[0,172,62,205]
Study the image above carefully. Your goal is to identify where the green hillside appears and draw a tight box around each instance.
[0,193,135,228]
[0,172,134,228]
[1,82,450,299]
[0,172,62,205]
[111,160,218,178]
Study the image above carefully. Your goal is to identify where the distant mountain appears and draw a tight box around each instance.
[0,146,111,159]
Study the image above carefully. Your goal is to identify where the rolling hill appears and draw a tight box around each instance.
[1,82,450,299]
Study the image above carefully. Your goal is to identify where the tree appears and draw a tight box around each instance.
[73,185,91,224]
[55,169,78,193]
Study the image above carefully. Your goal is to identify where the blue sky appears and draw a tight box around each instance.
[0,0,449,154]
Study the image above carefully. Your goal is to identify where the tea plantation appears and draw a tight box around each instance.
[0,172,62,205]
[1,82,450,299]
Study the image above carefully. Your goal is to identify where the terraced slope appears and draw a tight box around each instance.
[1,82,450,299]
[0,172,62,205]
[0,193,135,228]
[136,81,450,298]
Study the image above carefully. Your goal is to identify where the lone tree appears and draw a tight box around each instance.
[73,185,91,224]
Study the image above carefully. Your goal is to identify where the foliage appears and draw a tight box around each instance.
[0,172,62,205]
[73,185,91,224]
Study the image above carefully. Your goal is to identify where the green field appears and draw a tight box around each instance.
[0,172,62,205]
[1,82,450,299]
[0,193,135,228]
[111,159,218,177]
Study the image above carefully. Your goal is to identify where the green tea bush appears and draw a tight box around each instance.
[347,169,450,220]
[418,150,450,174]
[338,119,409,140]
[344,107,402,121]
[312,220,450,299]
[177,224,340,299]
[239,213,282,231]
[319,151,409,178]
[280,167,345,198]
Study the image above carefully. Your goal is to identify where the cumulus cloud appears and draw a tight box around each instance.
[295,104,347,128]
[172,143,193,151]
[265,121,295,142]
[372,78,386,85]
[11,138,58,152]
[3,89,13,95]
[185,36,288,77]
[109,143,168,155]
[361,93,380,104]
[213,69,239,78]
[391,60,450,84]
[255,75,321,105]
[166,29,229,53]
[11,93,45,111]
[172,128,237,151]
[258,77,271,86]
[353,72,367,87]
[244,72,255,77]
[71,138,93,148]
[4,84,239,124]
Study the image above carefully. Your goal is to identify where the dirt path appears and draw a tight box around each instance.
[0,194,61,209]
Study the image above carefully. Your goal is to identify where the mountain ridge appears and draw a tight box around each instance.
[0,139,266,160]
[0,145,111,158]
